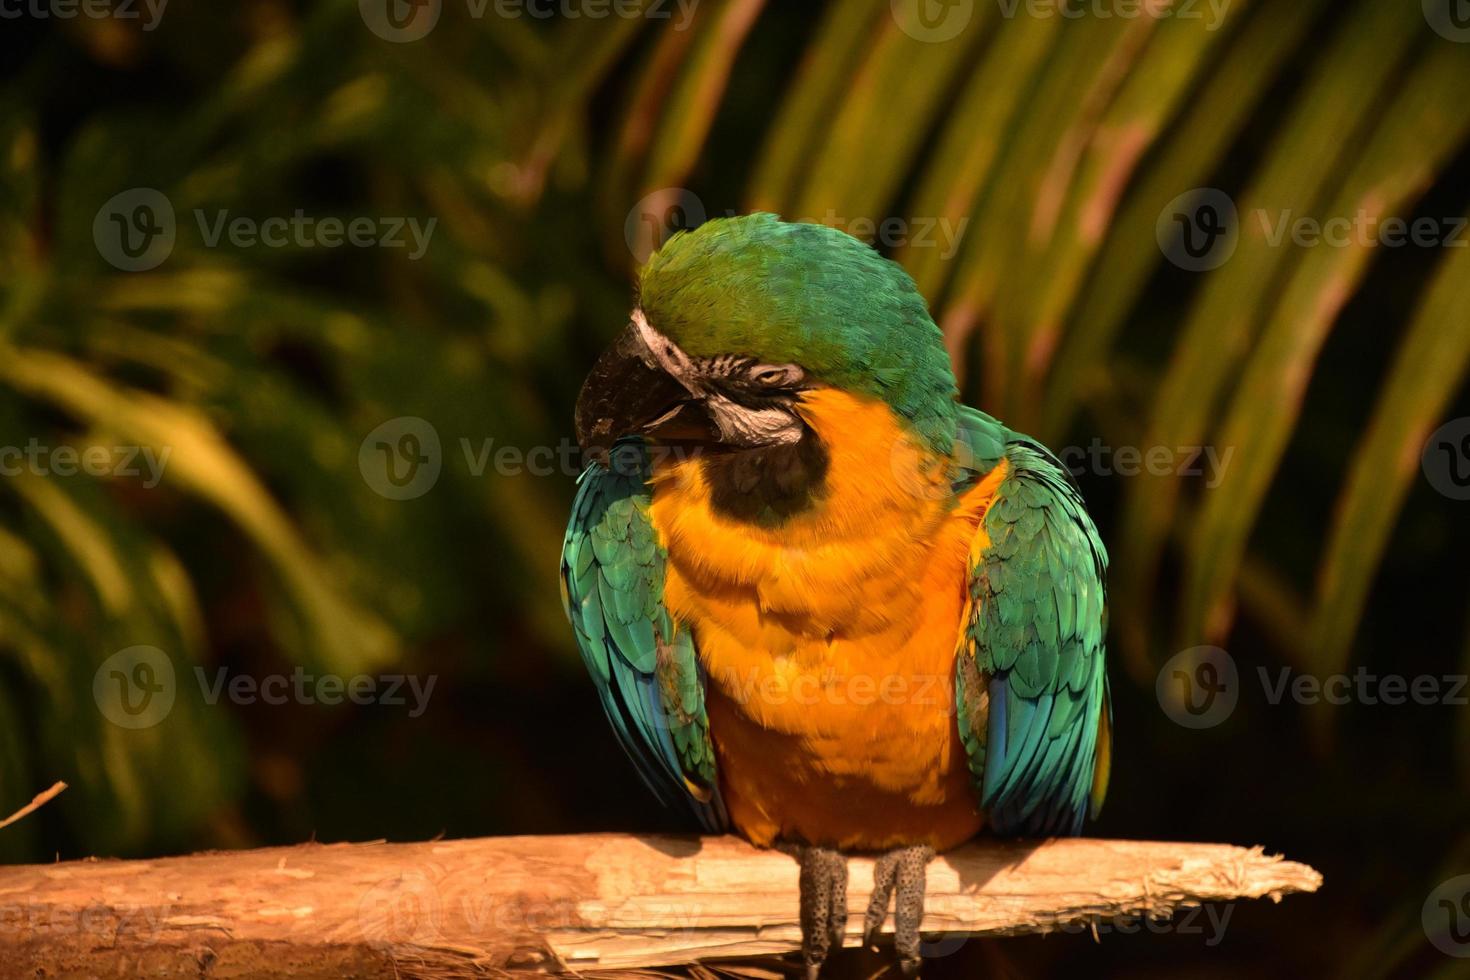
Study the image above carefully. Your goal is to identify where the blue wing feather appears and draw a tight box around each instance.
[562,439,726,832]
[954,407,1112,838]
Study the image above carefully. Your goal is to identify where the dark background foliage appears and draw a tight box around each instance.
[1,1,1468,976]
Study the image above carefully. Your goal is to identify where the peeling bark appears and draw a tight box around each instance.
[0,834,1321,978]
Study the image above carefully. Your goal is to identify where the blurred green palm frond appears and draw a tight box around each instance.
[0,3,648,854]
[0,0,1466,877]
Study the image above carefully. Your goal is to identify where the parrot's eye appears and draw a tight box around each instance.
[747,364,804,389]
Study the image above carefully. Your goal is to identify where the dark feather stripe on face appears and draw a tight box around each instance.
[701,354,752,379]
[693,356,807,410]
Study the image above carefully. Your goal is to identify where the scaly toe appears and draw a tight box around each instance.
[863,850,901,949]
[892,845,935,976]
[785,843,849,977]
[827,854,848,955]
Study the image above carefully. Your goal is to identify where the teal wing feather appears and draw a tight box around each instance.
[953,407,1112,837]
[561,440,726,832]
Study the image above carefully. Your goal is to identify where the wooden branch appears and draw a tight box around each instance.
[0,834,1320,978]
[0,781,66,832]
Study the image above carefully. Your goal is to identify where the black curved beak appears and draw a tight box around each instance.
[574,323,717,457]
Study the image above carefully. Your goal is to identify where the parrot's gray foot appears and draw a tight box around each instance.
[862,843,935,977]
[780,843,849,980]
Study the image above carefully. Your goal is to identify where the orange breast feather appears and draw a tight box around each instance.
[649,389,1006,850]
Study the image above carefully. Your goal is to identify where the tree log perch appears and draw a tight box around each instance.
[0,834,1320,978]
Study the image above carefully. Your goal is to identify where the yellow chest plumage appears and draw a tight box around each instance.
[649,389,1005,850]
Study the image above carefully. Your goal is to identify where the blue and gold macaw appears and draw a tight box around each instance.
[563,214,1111,977]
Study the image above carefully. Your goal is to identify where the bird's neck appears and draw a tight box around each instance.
[648,389,969,637]
[686,433,832,528]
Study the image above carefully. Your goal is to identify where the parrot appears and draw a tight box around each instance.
[561,213,1111,978]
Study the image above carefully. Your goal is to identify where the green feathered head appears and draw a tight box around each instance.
[576,213,959,458]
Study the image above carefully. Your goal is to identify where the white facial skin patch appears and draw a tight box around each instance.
[632,308,807,448]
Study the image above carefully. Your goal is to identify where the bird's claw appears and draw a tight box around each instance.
[861,844,934,976]
[782,843,849,978]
